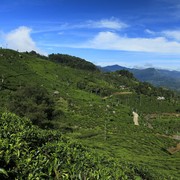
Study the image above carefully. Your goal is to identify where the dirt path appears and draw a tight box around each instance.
[145,113,180,119]
[102,91,132,100]
[167,143,180,154]
[113,92,133,95]
[156,134,180,154]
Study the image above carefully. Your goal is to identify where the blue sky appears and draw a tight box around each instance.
[0,0,180,70]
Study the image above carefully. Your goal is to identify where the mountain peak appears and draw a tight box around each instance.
[101,64,128,72]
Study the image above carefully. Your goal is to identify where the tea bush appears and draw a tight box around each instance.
[0,112,155,179]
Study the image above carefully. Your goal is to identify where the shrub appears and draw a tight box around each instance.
[0,112,157,179]
[8,85,56,127]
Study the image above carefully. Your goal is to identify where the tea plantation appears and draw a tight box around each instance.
[0,49,179,179]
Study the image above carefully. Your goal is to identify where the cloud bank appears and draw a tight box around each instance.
[162,30,180,41]
[5,26,37,51]
[77,31,180,54]
[2,23,180,57]
[2,26,43,54]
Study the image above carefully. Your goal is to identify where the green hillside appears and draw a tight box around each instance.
[102,65,180,91]
[0,48,180,179]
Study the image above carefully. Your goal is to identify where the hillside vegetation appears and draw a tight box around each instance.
[0,48,180,179]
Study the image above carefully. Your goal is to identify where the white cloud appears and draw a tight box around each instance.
[87,18,128,30]
[145,29,155,35]
[58,31,64,35]
[162,30,180,41]
[5,26,42,53]
[32,18,127,34]
[77,31,180,54]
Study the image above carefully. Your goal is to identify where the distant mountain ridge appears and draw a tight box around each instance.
[100,65,180,91]
[100,64,129,71]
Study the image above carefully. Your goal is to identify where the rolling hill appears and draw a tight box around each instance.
[0,48,180,179]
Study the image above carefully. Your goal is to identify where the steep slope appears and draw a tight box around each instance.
[0,49,180,179]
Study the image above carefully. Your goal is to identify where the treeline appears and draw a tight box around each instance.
[24,50,48,60]
[24,51,98,72]
[49,53,99,71]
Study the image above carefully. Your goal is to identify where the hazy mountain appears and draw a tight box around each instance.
[101,65,180,91]
[100,64,128,72]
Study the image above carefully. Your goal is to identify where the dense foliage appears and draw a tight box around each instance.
[8,85,57,127]
[116,70,136,80]
[24,50,48,60]
[0,112,155,179]
[134,81,175,98]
